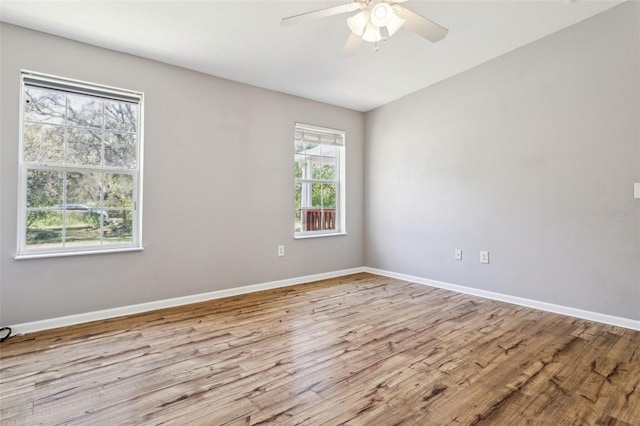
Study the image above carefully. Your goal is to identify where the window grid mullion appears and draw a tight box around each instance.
[99,99,105,246]
[62,171,67,248]
[101,98,106,168]
[295,178,338,185]
[23,120,137,136]
[24,164,135,174]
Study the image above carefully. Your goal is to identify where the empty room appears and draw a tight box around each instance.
[1,0,639,424]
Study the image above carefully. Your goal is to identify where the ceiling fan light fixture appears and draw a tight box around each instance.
[362,21,382,42]
[347,10,370,35]
[280,0,449,56]
[370,3,393,28]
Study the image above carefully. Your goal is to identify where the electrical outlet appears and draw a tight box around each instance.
[277,245,285,257]
[455,249,462,260]
[480,251,489,264]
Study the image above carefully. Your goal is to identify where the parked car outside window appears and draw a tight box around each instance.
[55,204,109,219]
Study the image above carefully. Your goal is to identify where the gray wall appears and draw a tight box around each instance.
[365,1,640,320]
[0,23,365,325]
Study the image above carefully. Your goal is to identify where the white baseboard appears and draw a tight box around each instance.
[9,267,367,335]
[9,266,639,335]
[365,267,640,331]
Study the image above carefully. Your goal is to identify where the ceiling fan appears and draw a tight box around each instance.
[281,0,448,57]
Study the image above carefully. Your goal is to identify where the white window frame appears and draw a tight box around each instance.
[16,70,144,259]
[294,122,346,238]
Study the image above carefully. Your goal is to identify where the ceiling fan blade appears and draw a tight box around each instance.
[281,3,362,26]
[396,6,448,42]
[342,32,363,57]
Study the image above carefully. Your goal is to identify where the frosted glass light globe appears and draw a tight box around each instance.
[347,10,370,35]
[370,3,393,28]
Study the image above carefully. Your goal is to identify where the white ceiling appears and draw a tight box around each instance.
[0,0,624,112]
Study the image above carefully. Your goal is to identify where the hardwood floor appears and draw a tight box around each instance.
[1,273,639,425]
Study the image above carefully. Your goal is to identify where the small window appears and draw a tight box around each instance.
[294,123,345,237]
[17,71,144,257]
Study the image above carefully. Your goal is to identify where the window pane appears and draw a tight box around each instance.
[295,181,303,208]
[103,210,133,245]
[311,183,324,208]
[303,143,318,180]
[23,123,64,164]
[105,132,136,168]
[67,93,103,128]
[311,147,336,181]
[322,183,336,208]
[321,145,337,180]
[27,169,63,208]
[294,159,303,180]
[311,156,324,180]
[322,144,337,159]
[26,211,63,249]
[66,171,102,208]
[295,182,302,232]
[104,174,134,208]
[24,87,66,125]
[64,211,101,247]
[310,183,335,208]
[105,101,137,133]
[67,128,102,166]
[321,163,337,181]
[295,209,302,233]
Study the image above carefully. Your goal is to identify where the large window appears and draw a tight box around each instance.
[17,71,143,257]
[294,123,345,237]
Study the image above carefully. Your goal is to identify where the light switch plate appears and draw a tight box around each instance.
[634,183,640,199]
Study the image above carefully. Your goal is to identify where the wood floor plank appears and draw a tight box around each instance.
[1,272,638,425]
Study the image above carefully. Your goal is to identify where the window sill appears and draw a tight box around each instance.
[15,246,144,260]
[294,232,348,240]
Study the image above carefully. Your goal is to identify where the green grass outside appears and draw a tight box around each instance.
[26,222,131,248]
